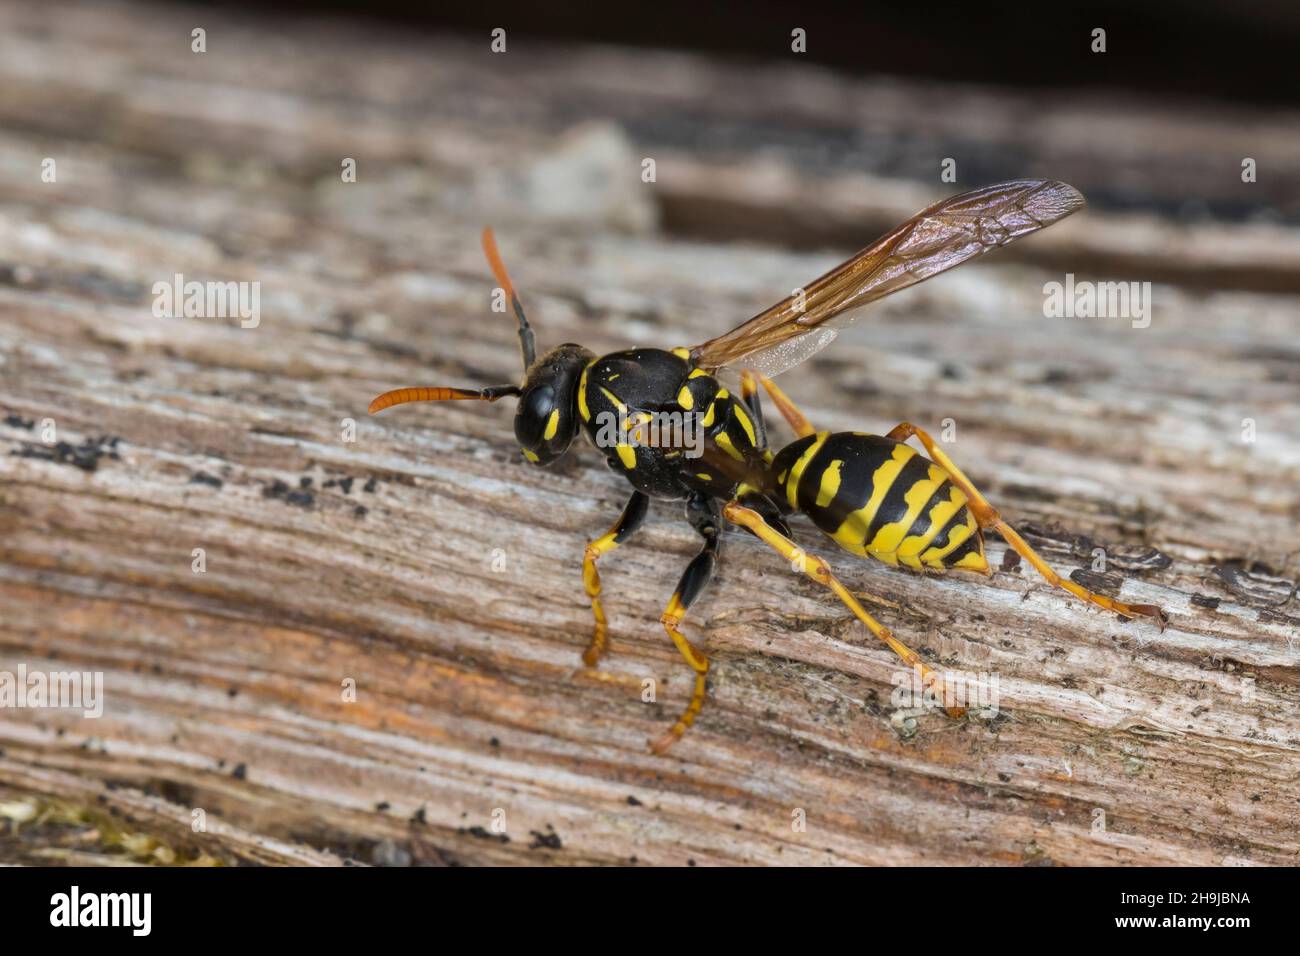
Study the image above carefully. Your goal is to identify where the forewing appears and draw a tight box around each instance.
[689,179,1084,376]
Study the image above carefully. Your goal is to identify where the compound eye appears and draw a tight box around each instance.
[521,383,556,434]
[515,383,564,464]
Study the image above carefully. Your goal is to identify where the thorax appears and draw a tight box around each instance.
[577,347,767,501]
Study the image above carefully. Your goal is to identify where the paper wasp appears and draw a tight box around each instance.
[368,180,1168,753]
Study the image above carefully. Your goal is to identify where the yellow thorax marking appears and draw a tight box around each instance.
[715,431,744,461]
[599,385,627,414]
[732,403,757,446]
[624,410,652,432]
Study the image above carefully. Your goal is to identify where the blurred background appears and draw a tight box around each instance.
[216,0,1300,109]
[201,0,1300,222]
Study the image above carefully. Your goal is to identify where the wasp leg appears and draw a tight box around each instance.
[582,491,651,666]
[722,500,967,718]
[757,374,816,438]
[739,370,768,451]
[651,494,722,754]
[884,422,1168,629]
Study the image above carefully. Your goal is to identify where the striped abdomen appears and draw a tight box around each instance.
[770,432,988,573]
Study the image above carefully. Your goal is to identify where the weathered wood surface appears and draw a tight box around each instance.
[1,1,1298,866]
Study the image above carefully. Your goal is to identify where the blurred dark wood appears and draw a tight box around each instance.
[0,0,1297,866]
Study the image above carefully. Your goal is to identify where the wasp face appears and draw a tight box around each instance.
[514,343,594,465]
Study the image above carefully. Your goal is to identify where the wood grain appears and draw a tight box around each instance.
[0,0,1297,866]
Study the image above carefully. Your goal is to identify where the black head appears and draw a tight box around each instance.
[366,227,593,469]
[514,343,595,466]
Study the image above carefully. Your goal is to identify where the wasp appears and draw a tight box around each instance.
[369,180,1168,753]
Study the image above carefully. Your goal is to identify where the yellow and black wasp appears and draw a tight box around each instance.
[369,180,1168,753]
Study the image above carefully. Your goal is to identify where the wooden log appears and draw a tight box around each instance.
[0,1,1297,866]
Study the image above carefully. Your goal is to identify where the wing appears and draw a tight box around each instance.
[689,179,1084,377]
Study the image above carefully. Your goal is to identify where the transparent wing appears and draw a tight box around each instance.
[689,179,1084,377]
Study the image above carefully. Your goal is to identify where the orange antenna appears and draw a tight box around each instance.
[368,384,520,415]
[482,226,536,371]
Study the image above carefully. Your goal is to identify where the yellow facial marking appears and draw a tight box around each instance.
[578,364,592,421]
[695,473,712,482]
[543,408,560,441]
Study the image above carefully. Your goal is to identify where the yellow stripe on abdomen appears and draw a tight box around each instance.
[893,469,967,568]
[785,432,830,511]
[829,444,916,554]
[815,459,843,508]
[921,510,978,566]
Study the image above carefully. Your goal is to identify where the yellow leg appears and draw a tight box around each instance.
[651,593,711,755]
[650,495,721,754]
[884,422,1167,628]
[757,374,816,438]
[582,492,650,666]
[722,501,967,717]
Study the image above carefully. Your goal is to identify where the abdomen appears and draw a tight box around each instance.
[770,432,987,573]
